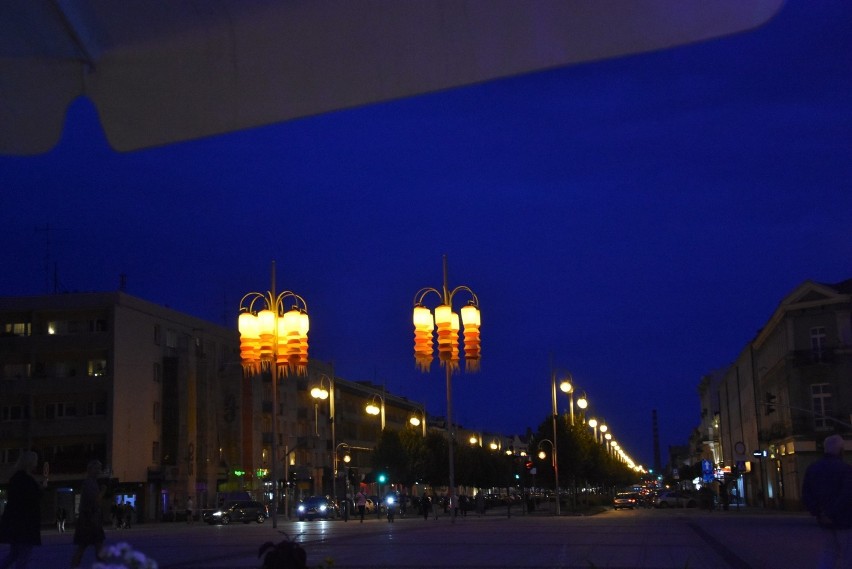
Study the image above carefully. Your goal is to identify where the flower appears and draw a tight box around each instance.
[92,542,158,569]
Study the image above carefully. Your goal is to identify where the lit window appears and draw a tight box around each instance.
[87,359,107,377]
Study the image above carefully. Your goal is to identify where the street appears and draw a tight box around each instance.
[26,507,819,569]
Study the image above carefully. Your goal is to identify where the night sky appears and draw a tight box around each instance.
[2,0,850,469]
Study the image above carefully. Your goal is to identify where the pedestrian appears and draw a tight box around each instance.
[56,506,67,533]
[70,459,106,568]
[185,496,194,524]
[355,490,368,523]
[802,434,852,569]
[421,494,431,520]
[0,451,43,569]
[475,491,486,516]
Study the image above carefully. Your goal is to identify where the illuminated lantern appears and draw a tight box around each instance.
[280,307,304,375]
[434,304,459,371]
[450,311,460,368]
[460,303,481,372]
[412,305,434,372]
[257,309,275,362]
[297,310,310,373]
[238,311,260,371]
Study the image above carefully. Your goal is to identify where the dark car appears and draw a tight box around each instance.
[297,496,337,521]
[203,500,268,525]
[612,492,639,510]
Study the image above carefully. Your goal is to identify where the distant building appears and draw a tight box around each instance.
[716,279,852,509]
[0,292,242,522]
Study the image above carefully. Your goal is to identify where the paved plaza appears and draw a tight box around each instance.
[22,507,819,569]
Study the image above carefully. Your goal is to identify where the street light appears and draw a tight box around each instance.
[365,393,385,431]
[576,392,588,415]
[412,255,481,523]
[588,418,598,443]
[559,376,575,426]
[335,442,351,518]
[549,361,565,516]
[537,439,558,516]
[409,405,427,437]
[599,422,608,446]
[311,371,336,503]
[237,261,309,529]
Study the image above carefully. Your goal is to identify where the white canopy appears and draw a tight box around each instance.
[0,0,783,154]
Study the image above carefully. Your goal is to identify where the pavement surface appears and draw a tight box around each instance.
[16,506,821,569]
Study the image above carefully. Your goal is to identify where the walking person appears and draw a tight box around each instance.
[803,434,852,569]
[355,490,367,523]
[185,497,194,524]
[70,460,106,568]
[421,494,431,520]
[0,451,44,569]
[56,507,67,533]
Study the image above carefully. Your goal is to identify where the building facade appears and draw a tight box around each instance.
[715,279,852,509]
[0,292,243,523]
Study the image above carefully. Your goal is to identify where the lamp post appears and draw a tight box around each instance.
[576,392,588,422]
[412,255,481,523]
[238,261,309,529]
[537,439,558,516]
[311,370,335,503]
[335,442,351,518]
[365,392,385,431]
[559,376,574,426]
[549,361,564,516]
[599,422,608,447]
[588,418,598,443]
[409,406,427,437]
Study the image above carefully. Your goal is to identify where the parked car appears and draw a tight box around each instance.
[297,496,337,521]
[654,491,697,508]
[612,492,639,510]
[203,500,268,525]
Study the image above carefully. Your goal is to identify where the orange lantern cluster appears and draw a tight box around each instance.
[413,300,481,373]
[238,302,309,376]
[412,305,434,372]
[460,303,481,372]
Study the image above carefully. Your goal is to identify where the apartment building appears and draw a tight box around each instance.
[0,292,242,522]
[716,279,852,509]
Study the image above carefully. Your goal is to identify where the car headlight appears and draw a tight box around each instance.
[298,505,305,513]
[319,505,327,512]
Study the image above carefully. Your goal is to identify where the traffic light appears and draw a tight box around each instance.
[377,472,387,484]
[765,392,776,415]
[524,460,533,471]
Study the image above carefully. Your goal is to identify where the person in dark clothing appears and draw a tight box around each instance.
[70,459,106,568]
[802,434,852,569]
[0,451,43,569]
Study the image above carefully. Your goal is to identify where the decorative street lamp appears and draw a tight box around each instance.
[588,418,599,443]
[237,261,309,529]
[412,255,481,523]
[311,371,335,503]
[599,422,608,447]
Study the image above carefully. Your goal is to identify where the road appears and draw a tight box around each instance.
[26,507,819,568]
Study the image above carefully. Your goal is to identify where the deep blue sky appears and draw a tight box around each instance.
[2,0,850,469]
